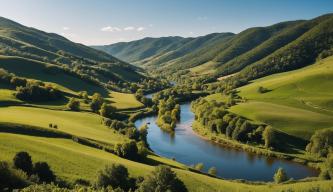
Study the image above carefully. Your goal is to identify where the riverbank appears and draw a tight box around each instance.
[191,121,322,173]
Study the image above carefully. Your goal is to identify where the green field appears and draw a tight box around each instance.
[0,132,332,192]
[227,56,333,140]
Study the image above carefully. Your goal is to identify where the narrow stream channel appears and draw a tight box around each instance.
[135,101,318,181]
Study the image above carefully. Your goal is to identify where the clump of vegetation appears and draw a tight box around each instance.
[191,98,266,144]
[99,103,116,118]
[194,163,204,172]
[137,165,187,192]
[208,167,217,176]
[0,161,29,190]
[113,141,147,161]
[67,97,80,111]
[306,128,333,157]
[96,164,136,191]
[257,86,270,94]
[90,93,104,112]
[156,97,180,131]
[274,168,288,183]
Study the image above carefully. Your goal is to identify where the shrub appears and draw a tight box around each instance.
[137,165,187,192]
[99,103,116,118]
[274,168,288,183]
[194,163,204,172]
[114,141,139,160]
[67,97,80,111]
[263,126,275,148]
[13,151,33,175]
[0,161,29,190]
[33,162,55,183]
[306,128,333,157]
[96,164,133,191]
[208,167,217,176]
[90,93,104,112]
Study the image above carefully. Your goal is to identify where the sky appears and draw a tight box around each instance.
[0,0,332,45]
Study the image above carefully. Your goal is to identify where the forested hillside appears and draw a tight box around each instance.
[94,14,333,82]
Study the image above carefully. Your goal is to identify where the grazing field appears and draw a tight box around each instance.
[108,91,144,110]
[0,106,127,144]
[227,56,333,140]
[0,132,332,192]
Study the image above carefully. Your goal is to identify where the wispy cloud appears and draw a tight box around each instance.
[124,26,135,31]
[61,32,77,38]
[197,16,208,21]
[62,26,70,30]
[101,26,122,32]
[137,27,145,32]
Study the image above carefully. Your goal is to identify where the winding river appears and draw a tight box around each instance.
[135,95,318,181]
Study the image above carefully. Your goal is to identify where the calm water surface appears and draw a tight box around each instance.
[135,102,318,181]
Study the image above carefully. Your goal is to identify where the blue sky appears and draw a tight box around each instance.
[0,0,332,45]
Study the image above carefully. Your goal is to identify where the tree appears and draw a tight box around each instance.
[306,128,333,157]
[274,168,288,183]
[90,93,104,112]
[263,126,275,148]
[194,163,204,172]
[13,152,33,175]
[208,167,217,176]
[114,141,139,160]
[33,162,55,182]
[138,165,187,192]
[0,161,29,190]
[66,97,80,111]
[96,164,132,191]
[99,103,116,118]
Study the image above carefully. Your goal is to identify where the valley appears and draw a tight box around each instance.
[0,7,333,192]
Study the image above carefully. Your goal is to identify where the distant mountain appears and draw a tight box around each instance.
[0,16,144,88]
[93,13,333,81]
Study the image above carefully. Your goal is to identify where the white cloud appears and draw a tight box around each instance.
[61,32,77,38]
[124,26,135,31]
[62,26,70,30]
[101,26,122,32]
[197,16,208,21]
[137,27,145,32]
[189,31,194,35]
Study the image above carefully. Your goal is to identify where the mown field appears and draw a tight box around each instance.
[210,56,333,140]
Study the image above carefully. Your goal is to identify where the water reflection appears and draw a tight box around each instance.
[135,103,318,181]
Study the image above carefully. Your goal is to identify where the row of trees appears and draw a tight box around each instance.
[306,128,333,157]
[0,68,62,102]
[96,164,187,192]
[191,98,276,148]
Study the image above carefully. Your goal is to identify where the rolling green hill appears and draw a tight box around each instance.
[0,17,145,88]
[227,56,333,140]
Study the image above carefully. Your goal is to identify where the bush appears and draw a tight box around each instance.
[90,93,104,112]
[194,163,204,172]
[67,97,80,111]
[138,165,187,192]
[33,162,55,183]
[263,126,275,148]
[274,168,288,183]
[99,103,116,118]
[96,164,133,191]
[306,128,333,157]
[208,167,217,176]
[114,141,140,160]
[15,83,62,102]
[0,161,29,190]
[13,151,33,175]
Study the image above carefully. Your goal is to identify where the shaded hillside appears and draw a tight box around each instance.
[0,17,145,92]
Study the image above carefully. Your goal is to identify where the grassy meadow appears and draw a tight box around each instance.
[208,56,333,140]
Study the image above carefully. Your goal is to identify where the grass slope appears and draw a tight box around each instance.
[0,132,332,192]
[229,56,333,140]
[0,106,127,145]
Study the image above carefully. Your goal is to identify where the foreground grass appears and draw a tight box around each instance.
[0,132,332,192]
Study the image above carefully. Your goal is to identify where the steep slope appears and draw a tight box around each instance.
[0,17,145,91]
